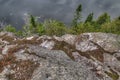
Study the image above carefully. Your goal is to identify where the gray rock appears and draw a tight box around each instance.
[31,48,102,80]
[28,46,112,80]
[81,33,120,52]
[40,40,55,50]
[0,54,3,61]
[0,67,10,80]
[61,34,77,45]
[2,45,16,55]
[0,32,120,80]
[0,32,15,37]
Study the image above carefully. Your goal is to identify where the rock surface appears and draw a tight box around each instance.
[0,32,120,80]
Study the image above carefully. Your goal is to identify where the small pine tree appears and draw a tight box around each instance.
[30,15,37,28]
[72,4,82,27]
[23,15,37,36]
[29,15,37,33]
[85,13,94,23]
[96,12,111,26]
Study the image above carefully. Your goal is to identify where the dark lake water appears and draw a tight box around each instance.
[0,0,120,29]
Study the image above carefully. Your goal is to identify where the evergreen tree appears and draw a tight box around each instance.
[23,15,37,36]
[85,13,94,23]
[72,4,82,27]
[30,15,37,28]
[29,15,37,33]
[96,12,111,26]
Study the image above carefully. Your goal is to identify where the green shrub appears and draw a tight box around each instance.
[1,4,120,36]
[43,19,67,36]
[22,25,32,37]
[96,12,111,28]
[36,23,45,36]
[85,13,94,23]
[72,4,82,32]
[22,14,38,37]
[15,30,23,37]
[101,17,120,34]
[4,25,16,33]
